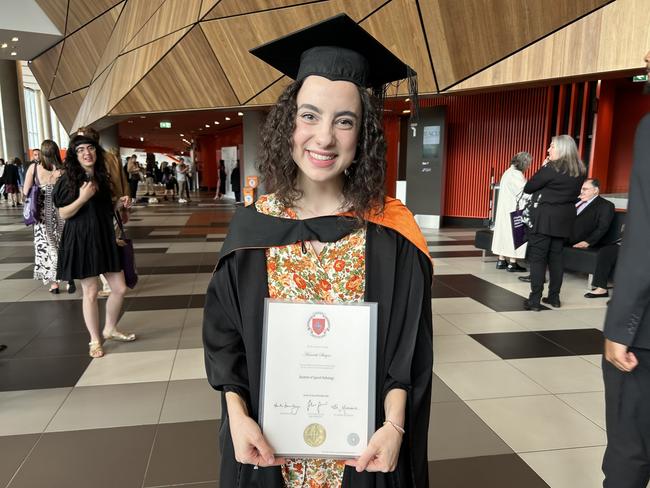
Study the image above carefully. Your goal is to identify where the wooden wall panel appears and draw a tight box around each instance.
[419,0,612,90]
[73,63,116,131]
[123,0,202,52]
[200,0,385,103]
[50,88,88,132]
[449,0,648,92]
[112,26,239,114]
[246,77,291,105]
[200,0,220,19]
[66,0,123,34]
[361,0,437,94]
[50,3,122,98]
[205,0,321,19]
[35,0,69,34]
[30,41,64,99]
[92,0,167,81]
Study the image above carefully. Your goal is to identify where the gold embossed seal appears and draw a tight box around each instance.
[303,423,326,447]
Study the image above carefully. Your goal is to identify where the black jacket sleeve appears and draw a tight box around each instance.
[585,200,615,246]
[603,115,650,346]
[524,165,553,194]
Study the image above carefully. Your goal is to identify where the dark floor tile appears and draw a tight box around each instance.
[5,267,34,279]
[432,279,465,298]
[13,331,91,359]
[428,454,550,487]
[537,328,605,355]
[0,329,42,358]
[426,239,475,245]
[436,274,546,312]
[125,294,193,311]
[135,248,168,254]
[469,331,574,359]
[431,374,462,403]
[430,250,484,258]
[8,425,156,488]
[149,265,201,275]
[189,294,206,309]
[0,354,92,391]
[0,256,32,264]
[0,434,40,487]
[144,420,220,487]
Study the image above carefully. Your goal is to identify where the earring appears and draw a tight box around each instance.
[344,168,350,177]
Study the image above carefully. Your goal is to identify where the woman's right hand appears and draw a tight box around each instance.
[79,181,97,202]
[229,413,285,468]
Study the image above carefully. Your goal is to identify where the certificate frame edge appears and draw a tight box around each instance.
[367,302,378,447]
[258,297,272,433]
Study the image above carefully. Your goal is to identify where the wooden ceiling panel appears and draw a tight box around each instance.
[123,0,202,53]
[35,0,69,34]
[50,88,88,132]
[66,0,123,34]
[112,26,239,114]
[204,0,321,19]
[200,0,386,103]
[30,41,64,99]
[420,0,613,90]
[451,0,648,92]
[246,77,292,106]
[73,63,116,131]
[50,3,122,98]
[92,0,167,81]
[361,0,437,95]
[200,0,220,19]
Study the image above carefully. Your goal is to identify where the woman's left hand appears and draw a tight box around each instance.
[345,424,403,473]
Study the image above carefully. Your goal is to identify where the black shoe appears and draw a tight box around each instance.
[542,296,561,308]
[523,299,542,311]
[585,291,609,298]
[67,280,76,294]
[518,275,531,282]
[507,263,527,273]
[0,344,6,353]
[49,287,60,294]
[496,260,508,270]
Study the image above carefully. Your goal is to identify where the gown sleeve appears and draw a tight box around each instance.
[52,175,78,208]
[202,254,251,404]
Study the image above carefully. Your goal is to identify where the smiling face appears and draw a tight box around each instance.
[75,143,97,171]
[291,75,362,188]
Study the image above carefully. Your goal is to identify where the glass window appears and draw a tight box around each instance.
[23,87,40,149]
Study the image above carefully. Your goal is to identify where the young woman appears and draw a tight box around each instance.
[23,140,64,292]
[523,135,586,310]
[203,15,433,488]
[54,135,135,358]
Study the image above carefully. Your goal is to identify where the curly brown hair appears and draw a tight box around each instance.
[257,79,387,221]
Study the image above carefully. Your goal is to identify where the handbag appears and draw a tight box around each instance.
[23,163,40,226]
[115,211,138,289]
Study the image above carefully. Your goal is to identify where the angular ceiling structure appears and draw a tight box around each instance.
[29,0,630,132]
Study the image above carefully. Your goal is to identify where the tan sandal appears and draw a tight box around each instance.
[89,341,104,358]
[103,329,136,342]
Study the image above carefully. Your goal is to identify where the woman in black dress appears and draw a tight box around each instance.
[54,135,135,358]
[523,134,586,311]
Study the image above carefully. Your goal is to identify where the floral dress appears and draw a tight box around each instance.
[33,171,64,284]
[256,194,366,488]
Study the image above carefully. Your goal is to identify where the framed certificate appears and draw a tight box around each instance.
[259,299,377,459]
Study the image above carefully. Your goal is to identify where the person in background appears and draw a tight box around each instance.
[492,151,531,272]
[23,140,64,293]
[522,135,586,311]
[219,160,226,199]
[0,158,6,203]
[54,135,135,358]
[3,158,21,207]
[176,159,190,202]
[601,50,650,488]
[144,152,156,196]
[127,155,141,198]
[230,160,241,202]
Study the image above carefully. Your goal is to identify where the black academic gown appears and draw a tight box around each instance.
[203,206,433,488]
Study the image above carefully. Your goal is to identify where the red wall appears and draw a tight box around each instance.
[382,114,400,197]
[197,125,243,189]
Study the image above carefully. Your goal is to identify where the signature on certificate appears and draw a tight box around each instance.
[273,402,300,415]
[331,403,359,416]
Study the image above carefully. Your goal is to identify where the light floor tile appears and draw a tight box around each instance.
[0,388,71,436]
[507,356,603,393]
[149,230,180,236]
[134,273,197,297]
[520,446,606,488]
[428,245,477,252]
[179,325,203,349]
[433,335,501,363]
[442,312,527,334]
[183,308,203,328]
[0,280,42,302]
[435,361,548,400]
[170,348,206,381]
[467,395,606,452]
[431,297,495,315]
[557,392,606,429]
[192,273,213,294]
[582,354,603,368]
[562,308,608,328]
[160,379,221,423]
[166,242,211,254]
[76,350,176,387]
[501,310,593,330]
[432,315,464,336]
[46,382,167,432]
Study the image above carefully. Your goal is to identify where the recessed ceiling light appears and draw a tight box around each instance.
[402,109,411,114]
[180,133,184,137]
[214,121,219,125]
[205,124,210,127]
[139,136,144,141]
[11,37,18,42]
[237,112,243,116]
[140,115,146,119]
[405,98,410,102]
[1,43,7,49]
[224,116,231,121]
[127,120,133,123]
[10,52,17,56]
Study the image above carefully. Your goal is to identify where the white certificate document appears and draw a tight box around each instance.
[259,299,377,458]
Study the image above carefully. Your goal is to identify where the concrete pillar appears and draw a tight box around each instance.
[0,60,26,160]
[242,110,267,194]
[39,90,52,141]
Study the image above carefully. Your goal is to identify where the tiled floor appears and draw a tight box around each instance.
[0,190,631,487]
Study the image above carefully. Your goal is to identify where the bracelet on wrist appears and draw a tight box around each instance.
[383,419,405,435]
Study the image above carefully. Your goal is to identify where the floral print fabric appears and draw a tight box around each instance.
[256,194,366,488]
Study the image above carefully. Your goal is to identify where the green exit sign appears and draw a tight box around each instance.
[632,75,648,82]
[159,121,172,128]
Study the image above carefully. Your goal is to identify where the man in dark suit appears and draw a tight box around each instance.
[569,178,617,298]
[601,50,650,488]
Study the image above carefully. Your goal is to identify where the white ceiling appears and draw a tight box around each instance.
[0,0,62,60]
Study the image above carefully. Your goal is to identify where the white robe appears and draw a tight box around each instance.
[491,166,528,259]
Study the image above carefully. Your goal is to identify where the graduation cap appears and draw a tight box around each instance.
[250,14,418,114]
